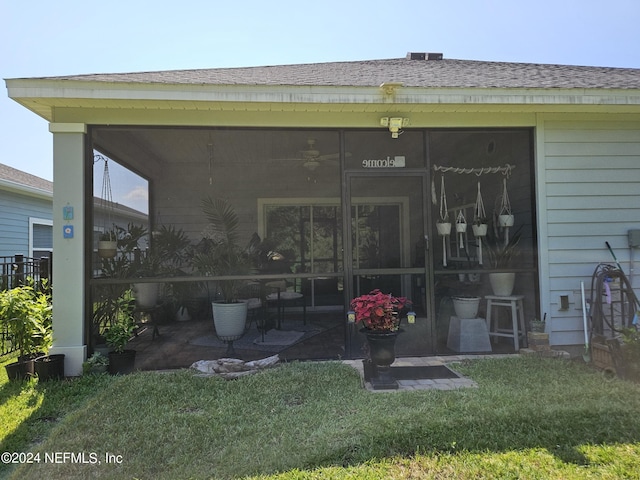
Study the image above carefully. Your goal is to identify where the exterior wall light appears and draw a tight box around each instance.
[380,117,409,138]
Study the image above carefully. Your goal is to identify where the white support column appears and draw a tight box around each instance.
[48,123,87,376]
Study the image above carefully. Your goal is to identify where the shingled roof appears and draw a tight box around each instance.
[0,163,52,193]
[30,57,640,90]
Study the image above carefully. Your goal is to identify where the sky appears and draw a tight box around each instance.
[2,0,640,182]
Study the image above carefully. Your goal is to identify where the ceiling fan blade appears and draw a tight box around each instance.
[316,153,336,161]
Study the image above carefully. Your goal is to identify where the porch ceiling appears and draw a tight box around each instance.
[92,128,345,178]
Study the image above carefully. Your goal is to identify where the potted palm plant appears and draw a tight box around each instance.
[349,289,411,389]
[131,224,191,309]
[483,223,523,296]
[190,197,254,354]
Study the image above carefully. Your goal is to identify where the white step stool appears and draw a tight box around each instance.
[485,295,526,351]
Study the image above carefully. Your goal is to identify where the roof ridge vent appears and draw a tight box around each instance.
[406,52,443,61]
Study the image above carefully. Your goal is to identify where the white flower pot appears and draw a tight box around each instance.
[456,223,467,233]
[212,301,248,340]
[436,222,451,236]
[98,240,117,258]
[489,272,516,296]
[133,283,160,308]
[498,214,514,227]
[452,296,481,319]
[472,224,488,237]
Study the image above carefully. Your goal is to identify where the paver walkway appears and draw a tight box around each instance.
[342,354,518,392]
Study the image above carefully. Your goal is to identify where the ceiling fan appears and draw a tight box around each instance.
[272,138,346,171]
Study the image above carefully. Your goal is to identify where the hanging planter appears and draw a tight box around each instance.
[472,224,488,237]
[473,181,488,236]
[455,210,467,233]
[497,177,515,246]
[96,155,117,258]
[436,176,451,267]
[472,181,488,264]
[436,221,452,236]
[455,209,467,250]
[498,214,515,227]
[98,238,117,259]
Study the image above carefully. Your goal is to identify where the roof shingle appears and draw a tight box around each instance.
[31,57,640,90]
[0,163,52,192]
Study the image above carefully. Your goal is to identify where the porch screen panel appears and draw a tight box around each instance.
[429,129,537,355]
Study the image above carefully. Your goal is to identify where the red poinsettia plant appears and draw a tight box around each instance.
[350,289,410,332]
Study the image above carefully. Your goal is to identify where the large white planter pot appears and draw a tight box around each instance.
[133,283,160,308]
[212,302,248,340]
[452,296,481,319]
[489,272,516,296]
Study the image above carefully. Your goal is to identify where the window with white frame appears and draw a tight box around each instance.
[29,218,53,259]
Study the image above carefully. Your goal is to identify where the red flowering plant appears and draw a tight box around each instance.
[350,289,410,332]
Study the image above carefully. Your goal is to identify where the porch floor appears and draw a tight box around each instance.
[128,311,521,371]
[129,312,346,371]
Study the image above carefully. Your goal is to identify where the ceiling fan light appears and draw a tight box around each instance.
[303,160,320,171]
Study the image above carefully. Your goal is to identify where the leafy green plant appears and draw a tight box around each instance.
[529,318,546,333]
[0,283,52,358]
[82,352,109,374]
[105,319,136,353]
[482,223,523,269]
[94,222,190,334]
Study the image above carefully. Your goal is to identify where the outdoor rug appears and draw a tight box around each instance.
[188,319,323,353]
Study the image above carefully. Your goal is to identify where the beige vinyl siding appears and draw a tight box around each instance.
[542,120,640,346]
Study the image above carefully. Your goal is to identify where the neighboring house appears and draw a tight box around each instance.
[6,53,640,375]
[0,163,53,259]
[0,161,146,271]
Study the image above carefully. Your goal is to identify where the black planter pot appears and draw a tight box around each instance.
[5,360,31,381]
[4,353,45,381]
[34,354,65,381]
[108,350,136,375]
[363,329,401,390]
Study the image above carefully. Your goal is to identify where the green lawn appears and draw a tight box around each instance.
[1,354,639,479]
